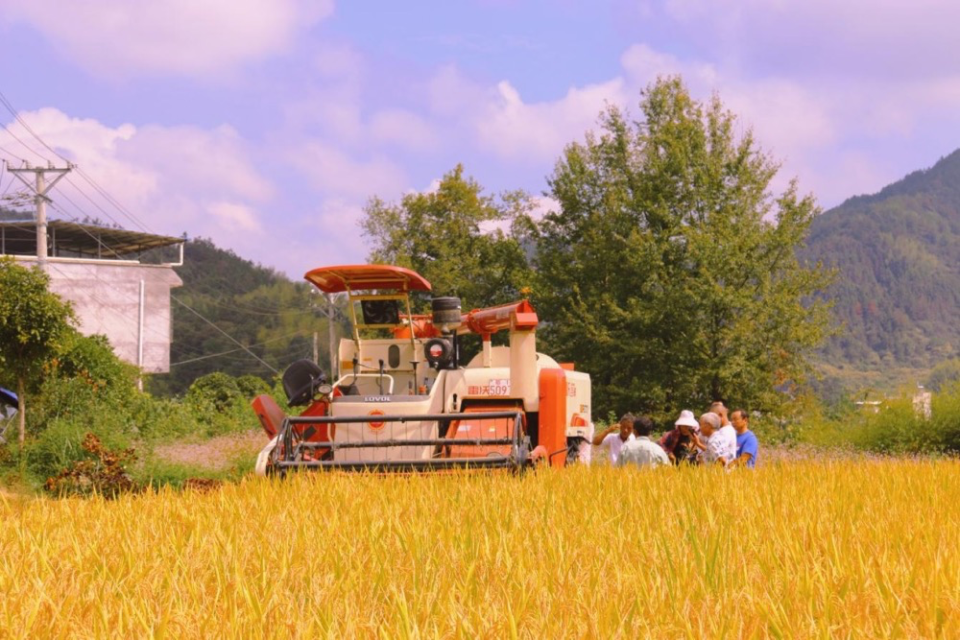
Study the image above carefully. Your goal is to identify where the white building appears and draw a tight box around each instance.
[1,219,184,373]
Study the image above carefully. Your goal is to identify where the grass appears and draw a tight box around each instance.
[134,453,256,490]
[0,460,957,637]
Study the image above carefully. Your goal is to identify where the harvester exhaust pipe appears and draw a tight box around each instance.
[458,300,540,411]
[510,328,538,411]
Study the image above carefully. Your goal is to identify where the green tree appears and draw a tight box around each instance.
[0,258,76,448]
[535,77,834,419]
[360,164,534,310]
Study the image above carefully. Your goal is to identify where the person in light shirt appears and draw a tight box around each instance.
[710,400,733,429]
[692,411,737,466]
[619,416,670,468]
[591,413,635,465]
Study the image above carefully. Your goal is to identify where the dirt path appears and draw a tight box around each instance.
[153,430,266,472]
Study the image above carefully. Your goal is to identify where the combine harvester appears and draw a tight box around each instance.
[251,265,592,474]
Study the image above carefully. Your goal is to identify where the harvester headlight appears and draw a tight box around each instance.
[424,338,454,369]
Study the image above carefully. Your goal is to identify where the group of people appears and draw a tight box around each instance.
[591,401,759,469]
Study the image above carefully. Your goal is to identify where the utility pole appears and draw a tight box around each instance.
[6,162,73,268]
[312,331,319,365]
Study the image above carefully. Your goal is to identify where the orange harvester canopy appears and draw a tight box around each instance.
[304,265,432,293]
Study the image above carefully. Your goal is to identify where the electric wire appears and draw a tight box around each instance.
[169,330,310,367]
[5,177,241,363]
[0,88,305,373]
[0,90,61,163]
[171,295,279,374]
[0,88,152,233]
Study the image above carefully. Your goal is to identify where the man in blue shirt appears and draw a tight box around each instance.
[730,408,758,468]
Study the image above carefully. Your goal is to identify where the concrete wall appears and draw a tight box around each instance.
[14,257,182,373]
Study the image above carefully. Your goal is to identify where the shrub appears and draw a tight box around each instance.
[236,375,270,400]
[187,372,242,412]
[43,433,138,498]
[25,417,134,481]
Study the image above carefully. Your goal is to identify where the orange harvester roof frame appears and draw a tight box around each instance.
[304,265,432,293]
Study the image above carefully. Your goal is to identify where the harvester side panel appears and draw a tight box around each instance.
[447,403,523,458]
[564,370,592,440]
[539,368,568,468]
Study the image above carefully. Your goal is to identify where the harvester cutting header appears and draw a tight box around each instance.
[252,264,592,474]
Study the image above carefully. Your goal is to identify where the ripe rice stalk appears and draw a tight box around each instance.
[0,460,956,637]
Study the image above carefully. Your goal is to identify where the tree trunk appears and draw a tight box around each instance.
[17,377,25,450]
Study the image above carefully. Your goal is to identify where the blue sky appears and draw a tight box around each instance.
[2,0,959,277]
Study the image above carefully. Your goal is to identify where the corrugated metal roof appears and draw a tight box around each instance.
[0,219,183,258]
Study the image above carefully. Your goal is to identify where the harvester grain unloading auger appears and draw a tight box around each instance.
[250,265,593,475]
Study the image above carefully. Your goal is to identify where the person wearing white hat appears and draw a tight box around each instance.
[658,409,700,465]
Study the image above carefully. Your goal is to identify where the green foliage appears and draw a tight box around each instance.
[790,383,960,454]
[360,164,535,310]
[53,332,138,393]
[851,398,930,454]
[0,258,76,381]
[0,257,76,446]
[926,358,960,392]
[187,372,243,412]
[24,415,134,482]
[236,374,270,399]
[534,77,833,420]
[136,453,256,490]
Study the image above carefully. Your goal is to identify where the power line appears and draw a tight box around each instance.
[171,295,278,374]
[0,121,49,165]
[0,89,152,233]
[0,88,289,374]
[170,330,310,367]
[73,169,151,233]
[0,90,62,163]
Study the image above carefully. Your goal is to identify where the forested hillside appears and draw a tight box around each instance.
[804,149,960,382]
[148,239,347,397]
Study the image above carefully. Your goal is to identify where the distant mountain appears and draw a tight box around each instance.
[147,238,346,397]
[804,149,960,385]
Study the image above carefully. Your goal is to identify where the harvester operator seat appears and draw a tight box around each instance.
[337,382,360,396]
[282,359,327,407]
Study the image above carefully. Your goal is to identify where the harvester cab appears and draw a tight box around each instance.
[251,264,592,475]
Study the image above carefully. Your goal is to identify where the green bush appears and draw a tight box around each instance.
[187,372,242,412]
[930,382,960,453]
[24,417,134,481]
[236,374,270,400]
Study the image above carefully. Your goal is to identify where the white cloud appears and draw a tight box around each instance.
[286,140,408,200]
[120,123,273,202]
[477,78,627,163]
[0,108,272,243]
[369,109,440,152]
[657,0,960,80]
[427,64,490,117]
[0,0,334,78]
[208,202,261,232]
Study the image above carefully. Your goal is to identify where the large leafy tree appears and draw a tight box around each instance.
[535,77,833,418]
[0,258,75,448]
[360,164,534,310]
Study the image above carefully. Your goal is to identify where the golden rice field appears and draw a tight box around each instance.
[1,460,958,638]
